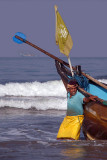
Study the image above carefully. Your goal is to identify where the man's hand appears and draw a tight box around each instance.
[89,96,98,101]
[83,96,98,103]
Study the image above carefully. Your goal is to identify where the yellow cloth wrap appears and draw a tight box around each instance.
[57,115,84,140]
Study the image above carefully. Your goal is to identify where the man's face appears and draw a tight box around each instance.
[67,84,78,96]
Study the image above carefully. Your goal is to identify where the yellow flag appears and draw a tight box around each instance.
[55,6,73,57]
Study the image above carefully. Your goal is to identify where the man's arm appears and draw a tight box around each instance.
[83,96,98,103]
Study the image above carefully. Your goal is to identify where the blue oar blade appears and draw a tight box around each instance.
[13,32,26,44]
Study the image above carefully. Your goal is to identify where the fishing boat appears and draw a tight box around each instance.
[13,33,107,140]
[55,60,107,140]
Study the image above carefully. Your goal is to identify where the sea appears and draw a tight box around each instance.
[0,57,107,160]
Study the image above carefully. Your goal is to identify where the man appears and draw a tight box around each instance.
[57,80,97,140]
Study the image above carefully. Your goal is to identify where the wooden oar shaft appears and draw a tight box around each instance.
[78,87,103,103]
[15,35,69,67]
[15,35,107,90]
[81,72,107,90]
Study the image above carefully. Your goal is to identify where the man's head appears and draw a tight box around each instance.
[67,80,78,96]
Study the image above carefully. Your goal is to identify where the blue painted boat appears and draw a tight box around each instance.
[55,60,107,140]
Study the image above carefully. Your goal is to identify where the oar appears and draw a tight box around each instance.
[78,87,103,103]
[13,32,69,67]
[13,32,107,90]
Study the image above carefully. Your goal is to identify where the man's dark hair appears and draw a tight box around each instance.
[68,80,78,85]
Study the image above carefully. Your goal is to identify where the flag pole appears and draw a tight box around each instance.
[67,55,74,77]
[54,5,58,44]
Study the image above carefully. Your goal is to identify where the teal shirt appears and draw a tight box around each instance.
[67,91,85,116]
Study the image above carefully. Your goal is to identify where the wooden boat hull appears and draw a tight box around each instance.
[55,60,107,140]
[83,101,107,140]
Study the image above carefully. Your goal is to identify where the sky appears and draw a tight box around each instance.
[0,0,107,57]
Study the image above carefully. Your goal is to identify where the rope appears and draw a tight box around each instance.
[68,74,89,90]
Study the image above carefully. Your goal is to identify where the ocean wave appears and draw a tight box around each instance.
[0,80,67,110]
[0,80,66,97]
[98,79,107,84]
[0,79,106,110]
[0,96,67,110]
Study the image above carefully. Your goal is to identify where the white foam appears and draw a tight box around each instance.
[0,80,66,97]
[0,96,67,110]
[0,80,67,110]
[98,79,107,84]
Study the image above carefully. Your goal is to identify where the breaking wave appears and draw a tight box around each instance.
[0,80,67,110]
[0,79,106,110]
